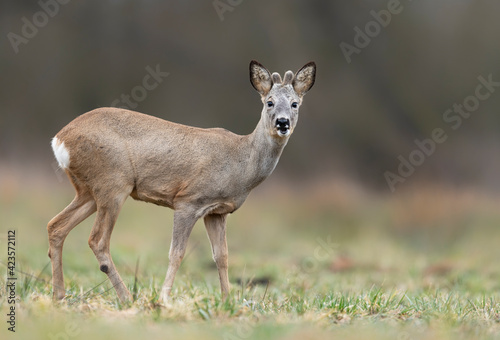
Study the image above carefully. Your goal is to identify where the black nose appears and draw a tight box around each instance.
[276,118,290,130]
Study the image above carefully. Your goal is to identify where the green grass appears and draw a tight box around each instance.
[2,179,500,339]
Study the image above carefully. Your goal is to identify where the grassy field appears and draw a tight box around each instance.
[2,174,500,340]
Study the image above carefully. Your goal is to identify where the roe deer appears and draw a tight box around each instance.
[48,60,316,303]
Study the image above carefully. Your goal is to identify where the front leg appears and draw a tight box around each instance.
[204,214,230,299]
[159,209,197,303]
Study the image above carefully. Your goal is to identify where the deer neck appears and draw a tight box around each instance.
[243,111,288,187]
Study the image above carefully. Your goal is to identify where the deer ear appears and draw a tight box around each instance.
[293,61,316,96]
[250,60,272,96]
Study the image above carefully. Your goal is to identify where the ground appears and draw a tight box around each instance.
[1,176,500,340]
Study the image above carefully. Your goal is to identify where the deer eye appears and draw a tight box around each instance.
[267,101,274,108]
[291,102,298,109]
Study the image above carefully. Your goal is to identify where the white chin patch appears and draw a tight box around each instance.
[277,130,291,137]
[51,137,70,169]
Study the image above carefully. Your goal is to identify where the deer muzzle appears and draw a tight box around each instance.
[275,118,290,137]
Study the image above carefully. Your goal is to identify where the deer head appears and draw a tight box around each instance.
[250,60,316,139]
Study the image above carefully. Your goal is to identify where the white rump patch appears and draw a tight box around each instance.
[51,137,70,169]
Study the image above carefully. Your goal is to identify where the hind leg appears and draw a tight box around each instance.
[88,191,132,303]
[48,191,96,300]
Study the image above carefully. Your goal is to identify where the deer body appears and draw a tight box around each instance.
[56,108,282,214]
[48,60,315,303]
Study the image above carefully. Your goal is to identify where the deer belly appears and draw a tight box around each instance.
[130,185,175,209]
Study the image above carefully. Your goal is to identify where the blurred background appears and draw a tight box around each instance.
[2,0,500,278]
[1,0,499,192]
[2,2,500,337]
